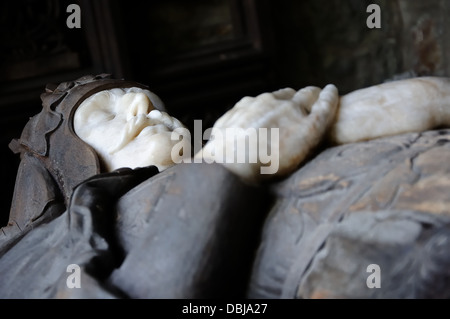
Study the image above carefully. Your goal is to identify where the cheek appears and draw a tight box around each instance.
[77,118,126,150]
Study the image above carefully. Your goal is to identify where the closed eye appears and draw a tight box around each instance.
[88,111,116,124]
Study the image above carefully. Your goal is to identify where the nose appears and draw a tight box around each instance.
[120,92,155,120]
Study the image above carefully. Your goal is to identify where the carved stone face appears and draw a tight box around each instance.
[73,87,186,172]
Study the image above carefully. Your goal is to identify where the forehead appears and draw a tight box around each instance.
[77,87,165,112]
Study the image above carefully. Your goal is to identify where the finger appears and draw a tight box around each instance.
[301,84,339,147]
[292,86,321,113]
[310,84,339,118]
[271,88,296,100]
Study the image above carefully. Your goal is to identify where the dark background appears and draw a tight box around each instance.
[1,0,449,226]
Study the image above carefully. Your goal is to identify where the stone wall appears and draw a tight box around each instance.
[270,0,450,93]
